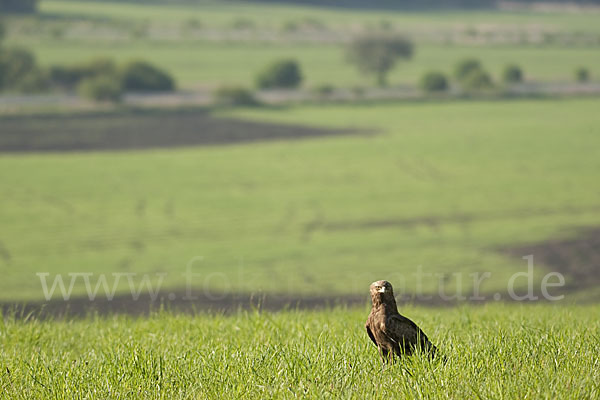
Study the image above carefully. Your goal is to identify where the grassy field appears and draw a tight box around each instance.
[1,97,600,301]
[1,304,599,398]
[4,0,600,88]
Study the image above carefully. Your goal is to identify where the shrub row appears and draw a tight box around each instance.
[51,58,175,98]
[419,60,522,94]
[421,61,592,94]
[255,59,303,90]
[0,47,47,93]
[0,47,175,101]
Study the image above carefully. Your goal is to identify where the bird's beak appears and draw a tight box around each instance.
[378,287,386,293]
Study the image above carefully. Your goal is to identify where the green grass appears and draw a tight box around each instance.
[1,97,600,301]
[1,304,599,398]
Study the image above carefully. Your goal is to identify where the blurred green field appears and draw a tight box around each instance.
[35,0,600,33]
[4,0,600,88]
[1,97,599,301]
[1,304,599,398]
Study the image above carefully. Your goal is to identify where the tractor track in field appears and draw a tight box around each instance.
[304,206,600,235]
[499,226,600,290]
[0,289,497,319]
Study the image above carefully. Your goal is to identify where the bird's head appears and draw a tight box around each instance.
[369,280,395,304]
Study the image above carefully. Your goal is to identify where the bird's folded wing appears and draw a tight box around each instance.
[385,314,421,344]
[365,324,377,346]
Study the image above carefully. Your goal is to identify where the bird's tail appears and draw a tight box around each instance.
[422,338,446,363]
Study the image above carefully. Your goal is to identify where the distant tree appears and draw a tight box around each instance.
[0,47,46,92]
[575,67,589,83]
[0,0,38,13]
[256,59,303,89]
[461,69,494,92]
[78,75,123,103]
[14,68,47,93]
[120,60,175,92]
[0,20,5,43]
[419,71,448,93]
[454,58,482,82]
[50,57,117,89]
[346,34,413,86]
[49,65,83,89]
[453,58,494,92]
[502,64,523,84]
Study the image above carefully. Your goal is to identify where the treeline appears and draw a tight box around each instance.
[0,0,38,13]
[0,50,176,100]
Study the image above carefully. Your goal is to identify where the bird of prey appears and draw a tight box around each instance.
[365,280,438,362]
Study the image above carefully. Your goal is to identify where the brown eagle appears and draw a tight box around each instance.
[365,280,438,362]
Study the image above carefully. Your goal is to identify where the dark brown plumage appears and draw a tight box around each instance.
[365,280,438,362]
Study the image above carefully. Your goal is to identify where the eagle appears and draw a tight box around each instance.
[365,280,438,362]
